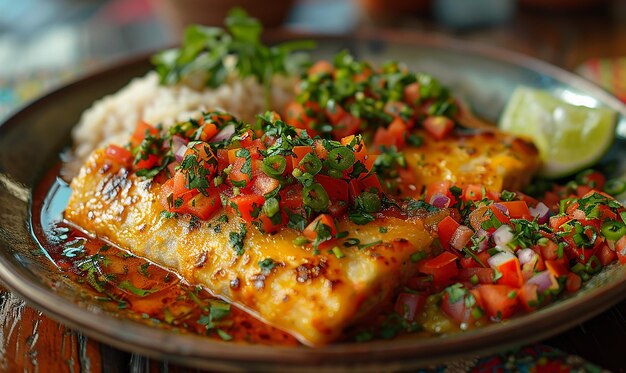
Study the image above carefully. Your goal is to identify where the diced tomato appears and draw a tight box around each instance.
[363,154,378,172]
[331,111,362,139]
[437,216,460,249]
[135,154,160,171]
[104,144,132,167]
[237,129,255,148]
[394,293,426,321]
[565,272,582,293]
[477,284,518,320]
[373,117,408,150]
[280,184,304,211]
[598,243,617,266]
[500,201,532,219]
[493,256,523,288]
[185,142,217,174]
[253,173,280,196]
[303,214,337,241]
[616,236,626,264]
[457,267,495,285]
[327,200,348,217]
[490,204,511,224]
[543,191,561,212]
[291,146,314,170]
[550,215,571,231]
[229,195,265,222]
[425,181,453,206]
[159,177,175,210]
[130,120,159,147]
[450,225,473,251]
[578,170,606,189]
[423,116,454,140]
[228,156,254,188]
[518,283,539,311]
[417,251,459,284]
[576,185,593,198]
[216,149,229,172]
[256,212,284,234]
[373,127,393,149]
[515,192,538,207]
[285,101,318,135]
[308,60,333,76]
[545,259,569,278]
[180,189,222,220]
[198,122,218,142]
[359,174,383,195]
[403,82,420,105]
[441,291,474,324]
[463,184,484,202]
[315,175,348,202]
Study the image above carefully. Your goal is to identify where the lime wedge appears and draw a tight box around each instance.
[499,86,616,178]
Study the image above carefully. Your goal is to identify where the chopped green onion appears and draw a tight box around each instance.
[262,197,280,218]
[331,246,346,259]
[585,255,602,275]
[601,220,626,241]
[469,274,479,285]
[326,147,355,171]
[262,155,287,178]
[559,198,576,214]
[293,236,309,246]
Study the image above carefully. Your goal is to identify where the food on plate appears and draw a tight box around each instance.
[68,9,312,177]
[54,10,626,346]
[283,52,540,194]
[65,112,436,345]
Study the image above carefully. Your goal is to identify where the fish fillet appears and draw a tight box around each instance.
[65,150,434,346]
[404,130,540,193]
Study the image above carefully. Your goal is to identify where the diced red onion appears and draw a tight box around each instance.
[430,193,451,208]
[492,203,509,215]
[212,123,236,143]
[493,225,514,247]
[487,251,516,269]
[474,229,490,252]
[171,136,189,162]
[529,202,551,224]
[527,271,553,293]
[517,248,536,265]
[451,225,474,251]
[167,161,180,176]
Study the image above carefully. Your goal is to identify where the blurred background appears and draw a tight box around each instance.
[1,0,626,119]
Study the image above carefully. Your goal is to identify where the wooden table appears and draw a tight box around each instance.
[3,2,626,372]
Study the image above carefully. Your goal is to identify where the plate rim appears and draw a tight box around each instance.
[1,29,626,370]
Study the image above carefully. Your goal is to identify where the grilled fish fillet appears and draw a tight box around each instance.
[65,150,434,346]
[404,130,540,193]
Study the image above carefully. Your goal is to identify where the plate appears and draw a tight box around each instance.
[1,31,626,371]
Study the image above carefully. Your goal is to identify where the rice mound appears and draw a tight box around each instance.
[69,71,295,175]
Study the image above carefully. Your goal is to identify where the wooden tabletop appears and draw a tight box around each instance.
[3,2,626,372]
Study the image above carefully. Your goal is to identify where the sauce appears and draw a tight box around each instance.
[31,165,298,346]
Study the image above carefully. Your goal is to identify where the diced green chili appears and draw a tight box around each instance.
[302,182,329,211]
[262,155,287,178]
[601,220,626,241]
[326,147,355,171]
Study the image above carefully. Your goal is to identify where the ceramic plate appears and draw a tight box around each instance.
[1,31,626,371]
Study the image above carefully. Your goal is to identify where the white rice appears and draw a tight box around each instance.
[69,71,295,174]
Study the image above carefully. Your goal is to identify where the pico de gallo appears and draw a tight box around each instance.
[370,173,626,339]
[285,51,459,149]
[102,110,410,256]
